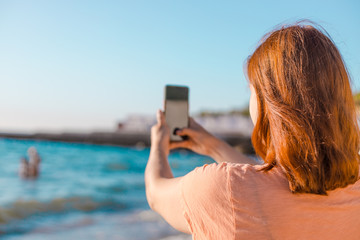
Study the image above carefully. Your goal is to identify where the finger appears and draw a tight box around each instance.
[156,109,165,125]
[175,127,196,137]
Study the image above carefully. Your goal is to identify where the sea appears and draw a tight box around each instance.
[0,138,213,240]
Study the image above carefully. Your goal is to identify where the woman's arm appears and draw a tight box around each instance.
[170,118,258,165]
[144,110,190,234]
[207,137,258,164]
[144,111,256,234]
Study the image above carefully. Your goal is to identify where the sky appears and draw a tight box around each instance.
[0,0,359,132]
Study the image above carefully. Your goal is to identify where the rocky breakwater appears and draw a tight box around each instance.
[0,114,255,154]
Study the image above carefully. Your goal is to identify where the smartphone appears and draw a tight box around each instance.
[164,85,189,141]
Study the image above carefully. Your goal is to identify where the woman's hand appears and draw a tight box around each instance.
[169,117,218,157]
[170,117,258,165]
[150,111,257,165]
[151,110,171,155]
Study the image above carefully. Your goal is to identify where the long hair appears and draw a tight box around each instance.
[247,22,360,195]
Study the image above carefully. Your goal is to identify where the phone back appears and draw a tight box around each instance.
[164,86,189,141]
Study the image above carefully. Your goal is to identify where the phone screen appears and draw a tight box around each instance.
[164,85,189,141]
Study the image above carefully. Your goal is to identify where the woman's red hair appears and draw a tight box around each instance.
[247,22,360,194]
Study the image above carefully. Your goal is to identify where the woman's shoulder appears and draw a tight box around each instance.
[227,161,286,176]
[191,162,285,180]
[184,162,289,196]
[193,161,264,172]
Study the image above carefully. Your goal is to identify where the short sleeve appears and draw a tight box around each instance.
[180,162,234,239]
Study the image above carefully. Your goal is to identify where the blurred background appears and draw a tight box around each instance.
[0,0,359,239]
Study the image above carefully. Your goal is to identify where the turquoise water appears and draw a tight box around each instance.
[0,139,211,239]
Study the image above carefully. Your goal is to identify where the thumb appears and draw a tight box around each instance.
[156,109,165,125]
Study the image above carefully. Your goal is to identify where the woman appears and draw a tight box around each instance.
[145,22,360,239]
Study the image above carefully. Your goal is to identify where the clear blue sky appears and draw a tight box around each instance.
[0,0,359,132]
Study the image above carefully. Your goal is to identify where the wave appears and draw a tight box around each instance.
[0,208,192,239]
[0,196,125,225]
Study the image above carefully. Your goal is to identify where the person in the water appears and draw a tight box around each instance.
[18,147,41,179]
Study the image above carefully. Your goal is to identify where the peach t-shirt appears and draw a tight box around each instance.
[180,162,360,240]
